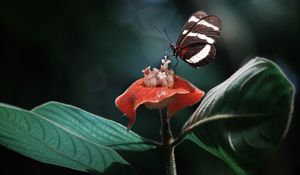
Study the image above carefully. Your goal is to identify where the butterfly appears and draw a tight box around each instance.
[170,11,222,68]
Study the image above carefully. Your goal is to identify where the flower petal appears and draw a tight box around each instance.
[115,76,205,128]
[167,76,205,117]
[115,79,143,128]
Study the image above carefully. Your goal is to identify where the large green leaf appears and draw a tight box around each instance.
[0,103,130,173]
[32,101,155,151]
[182,57,294,175]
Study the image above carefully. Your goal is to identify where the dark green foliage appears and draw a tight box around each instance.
[182,57,294,175]
[0,102,155,174]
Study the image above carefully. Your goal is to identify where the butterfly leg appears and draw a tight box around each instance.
[164,47,171,56]
[174,56,179,72]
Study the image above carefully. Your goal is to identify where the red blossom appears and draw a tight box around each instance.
[115,58,205,129]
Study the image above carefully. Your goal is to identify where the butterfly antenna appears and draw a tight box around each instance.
[163,28,172,44]
[152,25,164,36]
[153,25,173,57]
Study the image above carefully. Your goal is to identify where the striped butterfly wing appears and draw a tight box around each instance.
[176,11,222,68]
[178,44,217,68]
[176,11,209,45]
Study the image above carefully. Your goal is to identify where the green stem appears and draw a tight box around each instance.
[159,109,177,175]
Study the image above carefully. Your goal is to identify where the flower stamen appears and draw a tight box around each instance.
[143,57,174,88]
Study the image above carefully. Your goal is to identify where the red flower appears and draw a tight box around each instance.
[115,58,205,129]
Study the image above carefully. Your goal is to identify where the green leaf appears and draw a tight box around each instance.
[182,57,294,175]
[32,101,155,151]
[0,103,130,173]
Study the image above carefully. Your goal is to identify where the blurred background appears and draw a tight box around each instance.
[0,0,299,174]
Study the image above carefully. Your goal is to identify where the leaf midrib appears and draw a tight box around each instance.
[33,106,155,149]
[182,110,288,134]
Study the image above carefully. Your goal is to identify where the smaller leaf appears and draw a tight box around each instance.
[0,103,130,173]
[182,57,294,175]
[32,101,155,151]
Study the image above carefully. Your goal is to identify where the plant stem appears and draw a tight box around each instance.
[159,109,177,175]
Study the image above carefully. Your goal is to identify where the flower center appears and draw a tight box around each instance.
[143,57,175,88]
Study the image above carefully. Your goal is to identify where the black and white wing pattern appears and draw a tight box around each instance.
[174,11,222,68]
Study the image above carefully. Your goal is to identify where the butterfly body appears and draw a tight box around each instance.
[171,11,222,68]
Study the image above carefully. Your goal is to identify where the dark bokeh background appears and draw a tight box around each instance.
[0,0,299,174]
